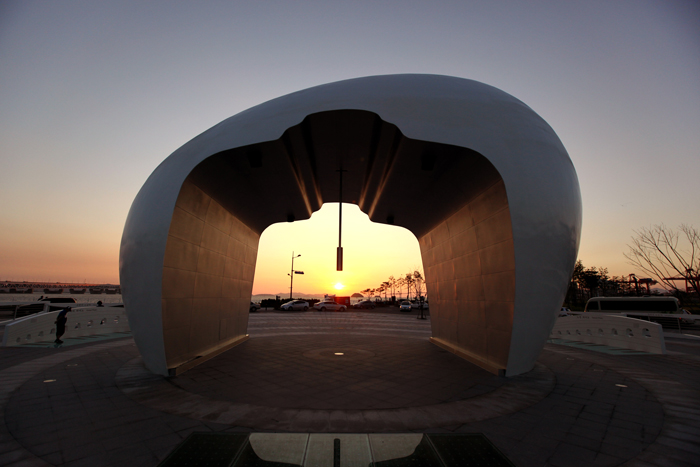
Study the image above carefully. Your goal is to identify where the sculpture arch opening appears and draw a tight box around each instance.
[120,74,581,378]
[251,202,423,301]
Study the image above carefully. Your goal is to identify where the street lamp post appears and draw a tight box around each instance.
[289,252,301,299]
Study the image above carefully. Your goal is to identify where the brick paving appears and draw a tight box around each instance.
[1,310,699,466]
[170,334,507,410]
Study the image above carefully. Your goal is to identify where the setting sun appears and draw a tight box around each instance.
[252,203,422,295]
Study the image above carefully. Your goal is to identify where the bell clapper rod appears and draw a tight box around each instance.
[336,168,347,271]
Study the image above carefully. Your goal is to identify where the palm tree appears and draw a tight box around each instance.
[395,277,404,300]
[381,281,390,300]
[413,270,424,300]
[404,273,415,300]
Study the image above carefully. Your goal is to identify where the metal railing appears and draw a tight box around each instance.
[1,306,130,346]
[0,302,50,321]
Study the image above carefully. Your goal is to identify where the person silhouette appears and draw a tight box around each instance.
[54,306,71,344]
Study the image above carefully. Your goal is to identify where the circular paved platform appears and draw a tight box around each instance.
[1,310,700,467]
[169,334,509,410]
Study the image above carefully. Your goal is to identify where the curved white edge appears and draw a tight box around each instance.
[119,155,208,375]
[120,74,581,376]
[551,315,666,355]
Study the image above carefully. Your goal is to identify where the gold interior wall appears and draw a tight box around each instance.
[419,179,515,373]
[161,178,259,370]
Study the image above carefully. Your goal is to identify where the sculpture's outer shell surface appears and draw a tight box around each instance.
[120,74,581,376]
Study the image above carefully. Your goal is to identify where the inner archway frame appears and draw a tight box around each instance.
[120,74,582,377]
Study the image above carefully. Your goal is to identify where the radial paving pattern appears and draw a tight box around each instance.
[170,334,507,410]
[1,311,699,467]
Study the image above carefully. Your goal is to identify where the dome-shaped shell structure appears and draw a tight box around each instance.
[120,74,581,376]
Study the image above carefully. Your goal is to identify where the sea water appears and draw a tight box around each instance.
[0,292,123,305]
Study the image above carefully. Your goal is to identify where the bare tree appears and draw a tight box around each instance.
[625,224,700,297]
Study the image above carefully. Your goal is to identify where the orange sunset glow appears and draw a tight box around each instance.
[1,2,698,298]
[252,203,423,296]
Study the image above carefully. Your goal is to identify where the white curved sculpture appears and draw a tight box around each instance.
[120,74,581,377]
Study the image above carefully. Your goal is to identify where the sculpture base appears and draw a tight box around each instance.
[430,337,506,377]
[168,334,249,376]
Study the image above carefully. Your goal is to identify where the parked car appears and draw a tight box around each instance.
[280,300,309,311]
[681,309,696,325]
[559,307,571,317]
[249,302,262,313]
[313,300,347,312]
[411,301,429,310]
[355,300,375,309]
[399,301,412,312]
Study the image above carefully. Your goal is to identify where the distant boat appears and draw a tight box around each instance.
[69,288,86,294]
[44,288,63,294]
[89,288,103,294]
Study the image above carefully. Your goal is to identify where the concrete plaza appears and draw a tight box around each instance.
[1,309,699,466]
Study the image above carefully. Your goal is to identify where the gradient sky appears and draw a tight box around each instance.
[1,1,698,294]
